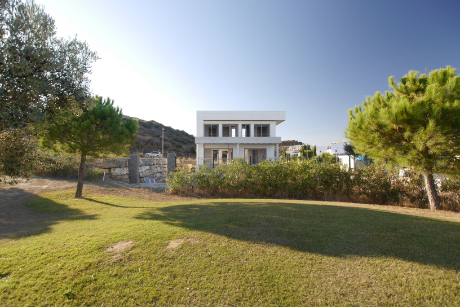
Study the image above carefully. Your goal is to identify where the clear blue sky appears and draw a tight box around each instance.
[35,0,460,145]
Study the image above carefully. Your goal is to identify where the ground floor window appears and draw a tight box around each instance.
[203,148,233,166]
[244,149,266,165]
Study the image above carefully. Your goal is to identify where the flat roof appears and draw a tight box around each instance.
[197,111,286,125]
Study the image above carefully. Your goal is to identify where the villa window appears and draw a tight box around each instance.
[254,124,270,137]
[241,124,250,137]
[204,124,218,137]
[244,148,266,165]
[222,124,238,137]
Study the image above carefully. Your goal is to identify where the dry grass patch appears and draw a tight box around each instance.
[166,237,199,251]
[104,240,134,263]
[104,239,134,253]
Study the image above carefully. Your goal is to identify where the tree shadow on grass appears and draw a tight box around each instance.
[0,188,96,240]
[84,198,152,209]
[136,201,460,270]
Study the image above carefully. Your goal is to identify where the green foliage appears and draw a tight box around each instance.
[0,0,98,182]
[300,144,315,159]
[168,160,459,211]
[43,96,138,157]
[37,150,80,178]
[32,150,103,180]
[0,127,39,184]
[314,152,337,163]
[440,175,460,211]
[42,96,138,196]
[346,66,460,210]
[344,144,356,156]
[346,66,460,172]
[85,167,104,180]
[0,0,98,130]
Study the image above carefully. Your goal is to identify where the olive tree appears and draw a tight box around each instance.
[0,0,98,182]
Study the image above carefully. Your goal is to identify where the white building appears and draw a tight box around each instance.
[316,141,355,169]
[195,111,285,166]
[316,142,348,156]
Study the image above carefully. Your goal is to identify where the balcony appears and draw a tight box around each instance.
[195,136,281,144]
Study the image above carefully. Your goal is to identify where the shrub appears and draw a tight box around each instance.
[167,159,460,212]
[440,175,460,211]
[169,159,356,200]
[36,150,103,180]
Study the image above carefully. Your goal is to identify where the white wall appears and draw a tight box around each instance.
[196,111,284,165]
[197,121,277,137]
[316,143,347,156]
[338,155,355,169]
[202,144,275,159]
[196,111,285,137]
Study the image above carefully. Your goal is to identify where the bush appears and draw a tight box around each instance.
[36,150,80,178]
[169,159,357,200]
[167,159,460,212]
[35,150,103,180]
[440,175,460,211]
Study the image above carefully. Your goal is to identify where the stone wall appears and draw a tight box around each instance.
[101,157,168,183]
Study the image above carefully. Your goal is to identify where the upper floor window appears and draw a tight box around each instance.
[222,124,238,137]
[204,124,218,137]
[241,124,250,137]
[254,124,270,137]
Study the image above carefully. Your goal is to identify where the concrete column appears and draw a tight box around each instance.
[276,144,279,161]
[200,143,204,164]
[128,154,140,184]
[236,143,240,158]
[271,122,276,137]
[196,143,199,165]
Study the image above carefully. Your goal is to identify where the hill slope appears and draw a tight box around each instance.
[125,116,195,157]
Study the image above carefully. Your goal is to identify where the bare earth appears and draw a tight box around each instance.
[0,177,201,240]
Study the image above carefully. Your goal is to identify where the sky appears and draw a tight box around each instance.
[34,0,460,145]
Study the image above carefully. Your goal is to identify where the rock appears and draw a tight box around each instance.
[111,167,129,175]
[102,158,127,168]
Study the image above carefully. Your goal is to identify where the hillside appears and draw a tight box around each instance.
[124,116,196,157]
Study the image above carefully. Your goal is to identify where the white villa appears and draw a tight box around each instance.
[195,111,286,166]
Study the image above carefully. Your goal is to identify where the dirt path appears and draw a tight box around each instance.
[0,177,201,240]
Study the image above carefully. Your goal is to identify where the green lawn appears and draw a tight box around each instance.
[1,190,460,306]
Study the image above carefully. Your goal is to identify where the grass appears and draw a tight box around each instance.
[1,190,460,306]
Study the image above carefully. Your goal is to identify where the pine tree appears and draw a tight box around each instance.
[43,96,138,197]
[346,66,460,210]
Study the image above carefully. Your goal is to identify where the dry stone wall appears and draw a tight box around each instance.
[101,157,168,183]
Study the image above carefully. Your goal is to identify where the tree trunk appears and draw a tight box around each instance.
[75,152,87,198]
[424,171,440,210]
